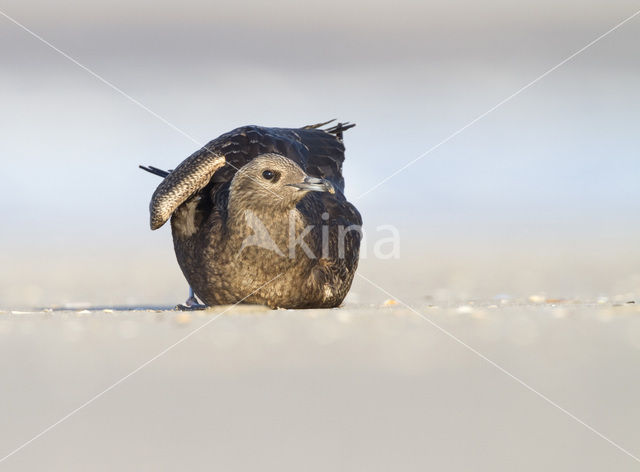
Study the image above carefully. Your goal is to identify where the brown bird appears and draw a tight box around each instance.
[140,121,362,309]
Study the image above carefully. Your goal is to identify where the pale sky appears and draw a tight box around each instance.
[1,0,639,251]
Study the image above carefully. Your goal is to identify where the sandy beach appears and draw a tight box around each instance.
[1,241,640,470]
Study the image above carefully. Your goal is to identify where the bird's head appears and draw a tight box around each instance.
[229,154,335,210]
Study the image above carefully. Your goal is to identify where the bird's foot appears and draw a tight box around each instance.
[175,290,206,311]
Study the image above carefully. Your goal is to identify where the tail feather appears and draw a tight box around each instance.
[325,122,355,140]
[303,119,336,129]
[303,120,356,141]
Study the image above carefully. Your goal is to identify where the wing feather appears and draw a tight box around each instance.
[149,151,225,230]
[145,121,354,230]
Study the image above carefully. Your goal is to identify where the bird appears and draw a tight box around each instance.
[140,121,362,309]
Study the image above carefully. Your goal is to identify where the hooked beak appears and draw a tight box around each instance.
[287,176,335,194]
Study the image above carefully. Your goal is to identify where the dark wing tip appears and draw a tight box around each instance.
[326,122,356,133]
[302,120,356,140]
[139,165,171,178]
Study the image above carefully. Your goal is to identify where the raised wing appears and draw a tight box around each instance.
[145,121,354,230]
[149,153,225,230]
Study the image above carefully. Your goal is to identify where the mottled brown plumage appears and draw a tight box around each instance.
[142,122,361,309]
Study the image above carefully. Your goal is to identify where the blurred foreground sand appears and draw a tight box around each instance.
[1,239,639,470]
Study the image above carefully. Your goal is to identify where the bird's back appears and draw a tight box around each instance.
[194,121,354,197]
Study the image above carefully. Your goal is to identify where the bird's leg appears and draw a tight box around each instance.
[175,287,206,311]
[185,286,200,307]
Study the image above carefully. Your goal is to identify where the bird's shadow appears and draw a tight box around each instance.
[41,305,180,313]
[38,303,275,313]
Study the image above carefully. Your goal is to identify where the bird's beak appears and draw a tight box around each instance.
[287,176,335,194]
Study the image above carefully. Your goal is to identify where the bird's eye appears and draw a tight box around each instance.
[262,170,275,180]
